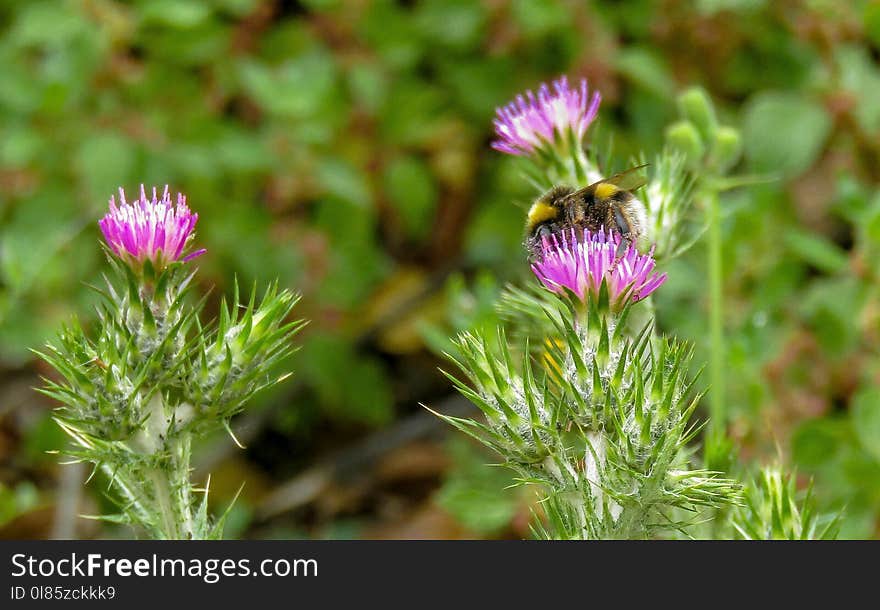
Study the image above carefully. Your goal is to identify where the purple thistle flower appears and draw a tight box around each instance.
[531,227,666,311]
[491,76,601,156]
[99,185,206,270]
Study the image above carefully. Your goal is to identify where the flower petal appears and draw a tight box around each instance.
[98,185,203,270]
[490,76,601,157]
[531,227,666,309]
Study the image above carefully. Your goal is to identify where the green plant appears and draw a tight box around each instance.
[36,187,304,539]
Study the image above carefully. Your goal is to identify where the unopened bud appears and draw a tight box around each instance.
[712,126,742,173]
[665,120,705,167]
[678,87,718,143]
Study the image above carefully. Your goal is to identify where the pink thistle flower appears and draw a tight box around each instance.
[531,227,666,311]
[491,76,601,157]
[99,185,206,271]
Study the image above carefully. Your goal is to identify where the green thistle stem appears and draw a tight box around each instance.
[149,469,179,539]
[99,462,151,526]
[705,188,725,456]
[146,433,196,539]
[142,393,193,539]
[172,435,194,539]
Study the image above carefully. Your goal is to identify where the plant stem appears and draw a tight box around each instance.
[705,188,725,458]
[147,434,195,539]
[99,462,152,526]
[142,393,194,539]
[149,469,179,539]
[171,434,194,539]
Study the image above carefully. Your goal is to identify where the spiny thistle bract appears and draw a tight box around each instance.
[35,186,305,539]
[437,293,740,539]
[732,467,840,540]
[638,152,698,261]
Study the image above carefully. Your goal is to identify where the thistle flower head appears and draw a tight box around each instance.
[492,76,601,157]
[99,185,206,271]
[531,227,666,311]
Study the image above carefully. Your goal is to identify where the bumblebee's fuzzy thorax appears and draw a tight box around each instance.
[525,185,574,233]
[526,201,558,229]
[525,185,575,260]
[593,182,619,200]
[523,166,649,262]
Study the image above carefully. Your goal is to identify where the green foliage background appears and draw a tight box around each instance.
[2,0,880,539]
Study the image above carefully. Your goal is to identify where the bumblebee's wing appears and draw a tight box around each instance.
[566,163,650,199]
[599,163,650,191]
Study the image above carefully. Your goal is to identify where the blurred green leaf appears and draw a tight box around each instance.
[616,47,675,98]
[359,2,423,69]
[380,79,447,146]
[697,0,766,13]
[384,156,438,241]
[783,229,849,274]
[835,45,880,135]
[238,51,339,120]
[9,2,90,47]
[853,387,880,463]
[792,418,847,469]
[0,124,42,166]
[139,1,211,29]
[312,196,390,308]
[864,1,880,49]
[436,438,518,535]
[742,91,831,176]
[347,62,388,115]
[75,133,136,200]
[23,412,67,464]
[799,277,864,355]
[511,0,570,39]
[415,0,487,52]
[0,482,41,528]
[300,335,394,425]
[317,159,371,208]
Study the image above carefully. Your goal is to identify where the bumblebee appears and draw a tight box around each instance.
[525,164,649,260]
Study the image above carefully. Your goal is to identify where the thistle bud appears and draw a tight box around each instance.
[712,125,743,173]
[677,87,718,143]
[665,120,705,167]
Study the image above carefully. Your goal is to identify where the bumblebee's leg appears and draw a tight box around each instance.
[613,208,632,239]
[527,223,556,261]
[614,235,630,259]
[612,208,633,261]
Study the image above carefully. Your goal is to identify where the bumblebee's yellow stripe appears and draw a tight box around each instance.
[527,201,558,229]
[594,182,618,199]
